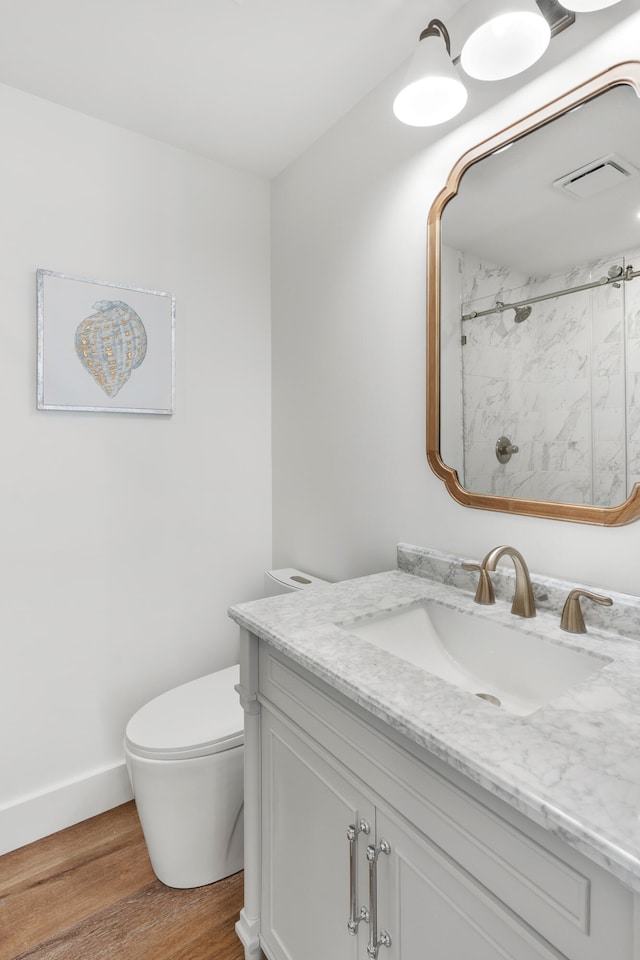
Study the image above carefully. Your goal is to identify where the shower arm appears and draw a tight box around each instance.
[462,263,640,322]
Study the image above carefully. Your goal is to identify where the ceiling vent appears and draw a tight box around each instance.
[553,153,639,199]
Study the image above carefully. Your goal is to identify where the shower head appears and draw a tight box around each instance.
[514,305,532,323]
[495,300,532,324]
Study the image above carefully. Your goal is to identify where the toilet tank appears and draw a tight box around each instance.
[263,568,329,597]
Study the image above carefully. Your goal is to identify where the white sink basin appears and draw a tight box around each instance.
[345,602,611,716]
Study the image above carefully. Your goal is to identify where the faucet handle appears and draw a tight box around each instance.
[560,588,613,634]
[461,562,495,605]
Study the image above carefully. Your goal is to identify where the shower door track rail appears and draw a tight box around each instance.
[461,264,639,321]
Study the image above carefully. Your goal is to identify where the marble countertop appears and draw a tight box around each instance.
[228,546,640,893]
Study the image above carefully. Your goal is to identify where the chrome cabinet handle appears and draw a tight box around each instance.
[347,819,370,935]
[366,841,391,959]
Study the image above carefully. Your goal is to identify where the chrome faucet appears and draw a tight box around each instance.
[464,545,536,618]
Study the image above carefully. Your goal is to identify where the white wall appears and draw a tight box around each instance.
[0,84,271,851]
[272,14,640,597]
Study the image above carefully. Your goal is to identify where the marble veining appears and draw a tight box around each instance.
[397,542,640,638]
[456,249,639,506]
[228,545,640,892]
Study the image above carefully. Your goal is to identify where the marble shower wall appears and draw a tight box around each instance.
[459,248,640,505]
[627,254,640,492]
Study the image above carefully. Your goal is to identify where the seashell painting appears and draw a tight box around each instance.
[38,269,174,414]
[75,300,147,398]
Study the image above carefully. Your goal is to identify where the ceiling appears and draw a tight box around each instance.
[0,0,465,177]
[0,1,634,179]
[443,82,640,276]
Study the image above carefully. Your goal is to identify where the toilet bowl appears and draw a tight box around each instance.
[124,665,244,888]
[124,569,328,889]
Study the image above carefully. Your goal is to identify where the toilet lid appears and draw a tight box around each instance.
[124,665,244,761]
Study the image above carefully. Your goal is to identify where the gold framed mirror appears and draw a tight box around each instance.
[427,62,640,526]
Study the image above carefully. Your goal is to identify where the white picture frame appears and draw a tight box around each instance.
[37,269,175,414]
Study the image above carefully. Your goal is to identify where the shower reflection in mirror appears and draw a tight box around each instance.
[441,247,640,506]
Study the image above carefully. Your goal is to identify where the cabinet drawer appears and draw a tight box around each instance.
[259,645,634,960]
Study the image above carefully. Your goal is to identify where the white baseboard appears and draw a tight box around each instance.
[236,910,262,960]
[0,761,134,855]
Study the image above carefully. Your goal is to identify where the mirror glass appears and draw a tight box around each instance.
[429,65,640,524]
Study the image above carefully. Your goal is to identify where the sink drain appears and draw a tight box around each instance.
[475,692,501,707]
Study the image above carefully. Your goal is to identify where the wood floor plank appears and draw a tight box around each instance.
[0,802,246,960]
[163,922,247,960]
[1,805,156,958]
[0,804,147,895]
[11,872,245,960]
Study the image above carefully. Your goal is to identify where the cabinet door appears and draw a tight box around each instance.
[261,710,375,960]
[375,808,566,960]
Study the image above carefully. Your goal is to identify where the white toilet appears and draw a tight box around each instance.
[124,568,327,889]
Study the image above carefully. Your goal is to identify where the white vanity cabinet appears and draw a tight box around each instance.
[260,709,374,960]
[261,712,566,960]
[236,630,639,960]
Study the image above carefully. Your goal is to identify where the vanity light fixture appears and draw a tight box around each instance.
[561,0,622,10]
[394,0,581,127]
[392,19,468,127]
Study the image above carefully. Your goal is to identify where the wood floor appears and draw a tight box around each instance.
[0,801,246,960]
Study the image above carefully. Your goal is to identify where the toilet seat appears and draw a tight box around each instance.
[124,665,243,761]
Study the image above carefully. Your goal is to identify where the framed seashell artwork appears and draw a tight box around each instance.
[37,269,175,414]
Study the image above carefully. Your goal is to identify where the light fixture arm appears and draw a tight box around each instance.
[419,19,452,55]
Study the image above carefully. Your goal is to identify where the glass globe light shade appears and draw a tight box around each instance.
[393,31,468,127]
[460,0,551,81]
[561,0,621,9]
